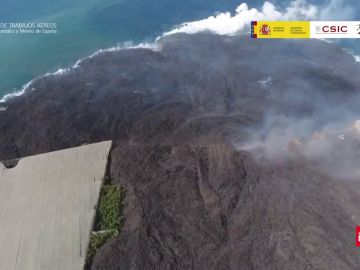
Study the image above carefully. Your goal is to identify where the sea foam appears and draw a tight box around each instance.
[0,42,161,103]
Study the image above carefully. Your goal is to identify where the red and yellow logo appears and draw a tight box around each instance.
[259,24,271,36]
[251,21,310,39]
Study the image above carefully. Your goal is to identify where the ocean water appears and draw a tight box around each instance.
[0,0,248,97]
[1,0,359,98]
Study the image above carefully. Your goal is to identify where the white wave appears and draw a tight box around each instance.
[0,80,34,103]
[46,68,70,76]
[84,42,160,62]
[70,42,161,69]
[73,59,82,69]
[0,68,73,103]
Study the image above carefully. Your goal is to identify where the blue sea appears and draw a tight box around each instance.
[0,0,359,97]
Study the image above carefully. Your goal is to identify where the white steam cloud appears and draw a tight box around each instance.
[164,0,353,36]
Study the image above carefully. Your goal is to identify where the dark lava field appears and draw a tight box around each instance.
[2,33,360,269]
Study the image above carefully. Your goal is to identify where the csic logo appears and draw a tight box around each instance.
[259,24,271,36]
[316,25,348,33]
[356,226,360,247]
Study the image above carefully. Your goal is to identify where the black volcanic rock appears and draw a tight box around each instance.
[1,33,360,269]
[92,142,360,270]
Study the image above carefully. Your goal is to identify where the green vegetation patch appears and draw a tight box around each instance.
[86,184,124,268]
[86,230,115,265]
[98,185,123,231]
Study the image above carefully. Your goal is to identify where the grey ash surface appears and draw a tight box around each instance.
[1,33,360,269]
